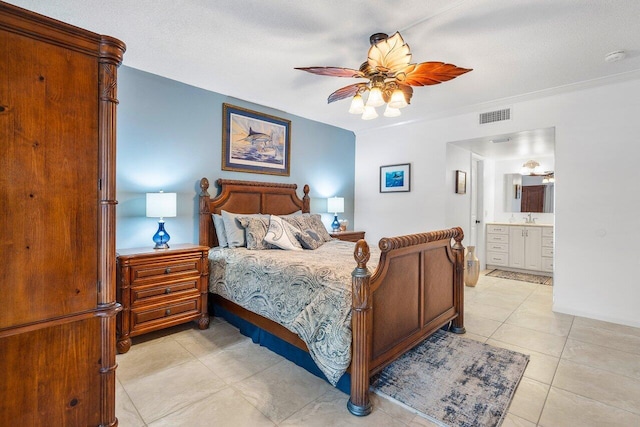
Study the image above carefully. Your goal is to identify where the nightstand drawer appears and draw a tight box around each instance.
[132,278,200,303]
[130,258,201,284]
[132,298,201,329]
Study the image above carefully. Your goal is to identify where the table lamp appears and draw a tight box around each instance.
[146,191,177,249]
[327,197,344,232]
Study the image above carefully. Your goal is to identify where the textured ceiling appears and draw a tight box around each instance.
[6,0,640,140]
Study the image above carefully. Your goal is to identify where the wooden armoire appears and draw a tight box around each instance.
[0,3,125,426]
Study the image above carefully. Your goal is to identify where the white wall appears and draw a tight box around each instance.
[354,77,640,328]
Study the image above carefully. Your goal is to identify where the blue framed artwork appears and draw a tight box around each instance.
[380,163,411,193]
[222,103,291,176]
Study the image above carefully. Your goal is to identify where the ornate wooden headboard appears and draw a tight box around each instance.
[198,178,311,248]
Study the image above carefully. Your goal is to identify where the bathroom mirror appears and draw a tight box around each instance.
[505,173,554,213]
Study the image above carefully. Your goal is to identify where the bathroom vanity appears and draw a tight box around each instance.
[486,223,553,275]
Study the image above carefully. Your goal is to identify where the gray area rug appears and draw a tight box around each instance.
[371,330,529,427]
[486,269,552,285]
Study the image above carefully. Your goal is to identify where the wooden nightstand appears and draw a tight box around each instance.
[330,230,366,242]
[115,243,210,354]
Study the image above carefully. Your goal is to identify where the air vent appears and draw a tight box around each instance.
[479,108,511,125]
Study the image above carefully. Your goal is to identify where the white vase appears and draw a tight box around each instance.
[465,246,480,287]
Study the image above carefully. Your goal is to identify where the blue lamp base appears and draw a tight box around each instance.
[153,221,171,249]
[331,214,340,232]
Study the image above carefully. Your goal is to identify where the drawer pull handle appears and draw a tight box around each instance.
[165,309,171,316]
[165,288,172,294]
[165,267,171,274]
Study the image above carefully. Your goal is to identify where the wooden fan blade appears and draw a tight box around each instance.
[401,62,472,86]
[295,67,365,78]
[327,83,366,103]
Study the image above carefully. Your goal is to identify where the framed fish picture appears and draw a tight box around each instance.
[380,163,411,193]
[222,103,291,176]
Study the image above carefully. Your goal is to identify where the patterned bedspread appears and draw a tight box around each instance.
[208,239,379,385]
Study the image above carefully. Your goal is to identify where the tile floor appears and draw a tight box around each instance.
[115,272,640,426]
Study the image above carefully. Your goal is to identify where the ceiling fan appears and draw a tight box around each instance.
[296,32,472,119]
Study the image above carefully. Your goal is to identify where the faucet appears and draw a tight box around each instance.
[524,213,536,224]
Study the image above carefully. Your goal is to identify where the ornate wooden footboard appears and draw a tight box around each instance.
[348,228,465,415]
[199,178,464,416]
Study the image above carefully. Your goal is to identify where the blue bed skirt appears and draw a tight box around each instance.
[212,303,351,394]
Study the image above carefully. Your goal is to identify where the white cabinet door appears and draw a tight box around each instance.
[524,227,542,270]
[509,226,525,268]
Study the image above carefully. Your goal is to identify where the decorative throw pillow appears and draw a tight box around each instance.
[221,211,268,248]
[264,215,303,250]
[296,228,324,250]
[303,213,334,242]
[237,216,278,250]
[212,214,228,248]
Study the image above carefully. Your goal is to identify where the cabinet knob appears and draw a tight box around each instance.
[165,288,172,294]
[165,267,171,274]
[165,309,171,316]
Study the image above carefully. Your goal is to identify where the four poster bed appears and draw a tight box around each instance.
[198,177,466,416]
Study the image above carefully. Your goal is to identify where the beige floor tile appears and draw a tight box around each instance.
[486,339,559,385]
[473,292,527,311]
[502,413,537,427]
[569,320,640,355]
[552,359,640,414]
[233,359,334,423]
[148,387,276,427]
[490,280,538,297]
[465,300,515,322]
[280,388,407,426]
[464,311,503,337]
[172,319,248,358]
[539,387,640,427]
[460,331,488,343]
[562,338,640,380]
[116,338,195,383]
[198,339,284,384]
[490,323,567,357]
[369,392,417,425]
[408,416,441,426]
[505,305,573,337]
[121,359,226,423]
[507,377,549,423]
[573,316,640,338]
[115,379,145,427]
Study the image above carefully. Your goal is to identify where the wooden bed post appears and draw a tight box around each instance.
[348,240,373,416]
[450,227,466,334]
[199,178,212,247]
[302,184,310,213]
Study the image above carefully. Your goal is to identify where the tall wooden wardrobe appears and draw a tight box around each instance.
[0,3,125,426]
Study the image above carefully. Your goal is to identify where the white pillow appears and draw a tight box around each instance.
[212,214,228,248]
[264,215,303,250]
[221,211,268,248]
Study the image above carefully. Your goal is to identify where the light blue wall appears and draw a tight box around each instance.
[116,66,355,249]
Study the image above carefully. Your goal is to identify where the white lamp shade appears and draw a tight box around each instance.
[146,192,177,218]
[383,104,401,117]
[388,89,408,109]
[327,197,344,214]
[365,87,385,107]
[348,94,365,114]
[361,105,378,120]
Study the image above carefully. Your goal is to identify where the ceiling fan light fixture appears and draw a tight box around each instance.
[361,105,378,120]
[348,94,365,114]
[383,104,401,117]
[365,86,385,107]
[388,89,408,109]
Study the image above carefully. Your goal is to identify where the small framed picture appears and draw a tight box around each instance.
[455,170,467,194]
[380,163,411,193]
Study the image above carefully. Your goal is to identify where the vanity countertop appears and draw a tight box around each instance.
[487,222,553,227]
